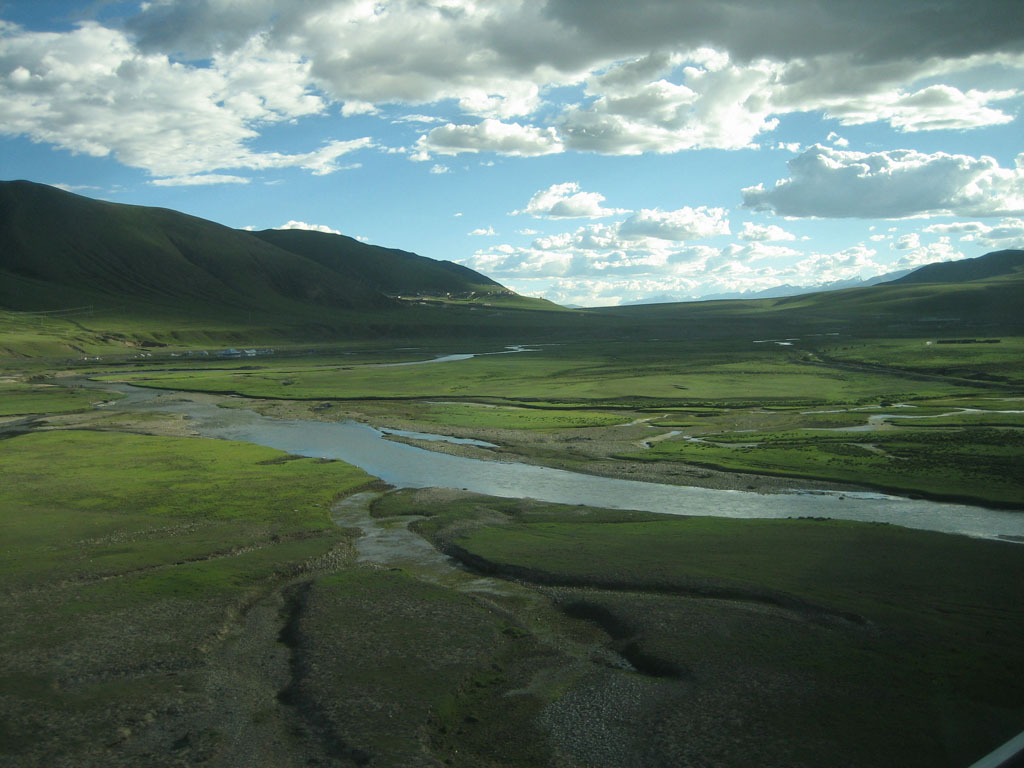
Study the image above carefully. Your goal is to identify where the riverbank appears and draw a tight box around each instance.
[231,396,873,495]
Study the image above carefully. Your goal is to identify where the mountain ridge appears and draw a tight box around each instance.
[884,249,1024,285]
[0,180,515,317]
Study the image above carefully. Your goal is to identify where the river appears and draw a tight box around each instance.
[94,382,1024,541]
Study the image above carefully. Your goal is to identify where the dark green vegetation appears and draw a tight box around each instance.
[0,427,376,766]
[2,184,1023,766]
[0,381,117,416]
[378,490,1024,768]
[629,416,1024,505]
[0,180,567,356]
[887,248,1024,285]
[4,418,1022,767]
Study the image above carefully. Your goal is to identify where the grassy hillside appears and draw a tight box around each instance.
[0,181,578,354]
[888,249,1024,284]
[252,228,506,298]
[0,180,390,314]
[1,181,1022,358]
[602,259,1024,338]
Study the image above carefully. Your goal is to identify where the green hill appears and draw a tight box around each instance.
[2,180,1022,358]
[0,181,576,355]
[0,180,535,316]
[887,249,1024,285]
[0,180,392,315]
[601,249,1024,338]
[252,228,506,299]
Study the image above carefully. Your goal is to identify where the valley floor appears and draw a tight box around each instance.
[2,336,1023,766]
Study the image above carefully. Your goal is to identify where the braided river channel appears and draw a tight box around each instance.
[97,381,1024,542]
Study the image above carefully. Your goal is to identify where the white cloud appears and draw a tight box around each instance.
[513,182,628,219]
[340,100,378,117]
[925,218,1024,248]
[561,52,782,154]
[618,206,730,240]
[891,239,964,270]
[823,85,1018,133]
[4,2,1023,180]
[893,233,920,250]
[518,228,539,235]
[392,114,443,124]
[50,182,101,193]
[245,138,372,175]
[468,226,496,236]
[743,145,1024,219]
[149,173,251,186]
[826,132,849,147]
[0,22,378,177]
[738,222,796,241]
[275,220,342,235]
[791,246,881,283]
[411,119,563,160]
[429,164,450,174]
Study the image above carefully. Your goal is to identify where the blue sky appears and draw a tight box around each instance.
[1,1,1022,306]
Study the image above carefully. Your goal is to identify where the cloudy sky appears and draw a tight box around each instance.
[1,1,1022,306]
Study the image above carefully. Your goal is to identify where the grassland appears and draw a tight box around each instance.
[89,335,1024,506]
[376,489,1024,768]
[0,381,118,416]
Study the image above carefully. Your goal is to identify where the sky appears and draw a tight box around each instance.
[1,1,1022,307]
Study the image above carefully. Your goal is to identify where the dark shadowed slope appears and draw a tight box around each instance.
[252,228,506,298]
[886,250,1024,285]
[597,248,1024,338]
[0,180,392,315]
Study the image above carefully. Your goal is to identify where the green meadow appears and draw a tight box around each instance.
[89,335,1024,506]
[379,490,1024,768]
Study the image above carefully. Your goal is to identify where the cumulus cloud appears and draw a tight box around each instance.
[0,22,377,177]
[340,100,378,117]
[4,2,1023,177]
[275,220,342,235]
[791,246,881,283]
[429,164,450,174]
[411,119,563,160]
[893,233,920,250]
[561,52,782,153]
[820,84,1017,132]
[468,226,497,236]
[738,222,796,241]
[513,182,628,219]
[460,236,911,306]
[618,206,730,240]
[891,238,963,270]
[742,145,1024,219]
[925,218,1024,248]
